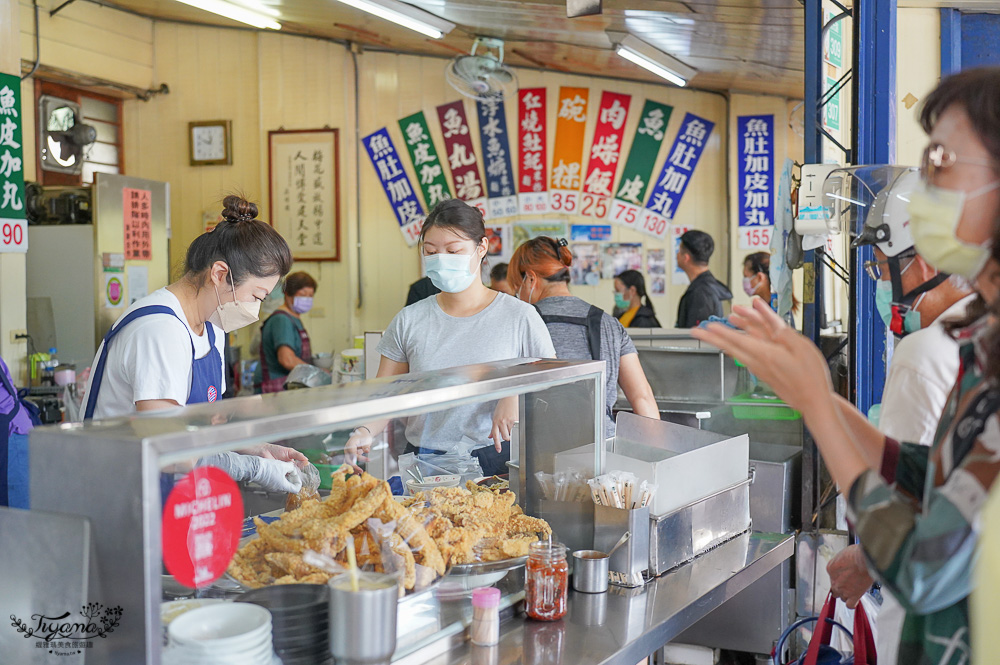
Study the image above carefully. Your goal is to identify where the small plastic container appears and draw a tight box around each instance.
[525,541,568,621]
[470,587,501,646]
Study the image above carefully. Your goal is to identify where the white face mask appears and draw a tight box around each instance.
[517,276,535,304]
[208,278,261,332]
[423,252,480,293]
[908,180,1000,279]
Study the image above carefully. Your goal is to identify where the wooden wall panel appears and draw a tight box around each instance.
[17,0,154,89]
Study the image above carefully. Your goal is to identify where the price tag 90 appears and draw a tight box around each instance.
[0,219,27,253]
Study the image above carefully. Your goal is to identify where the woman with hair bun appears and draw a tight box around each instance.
[81,195,307,493]
[508,237,659,437]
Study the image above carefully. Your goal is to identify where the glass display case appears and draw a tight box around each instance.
[25,359,605,665]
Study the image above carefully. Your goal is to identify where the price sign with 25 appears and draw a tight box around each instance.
[0,219,27,253]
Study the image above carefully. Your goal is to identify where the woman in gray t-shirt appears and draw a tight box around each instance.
[347,201,555,475]
[508,237,659,438]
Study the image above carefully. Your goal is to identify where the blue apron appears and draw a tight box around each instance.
[84,306,224,506]
[0,367,24,507]
[85,305,223,419]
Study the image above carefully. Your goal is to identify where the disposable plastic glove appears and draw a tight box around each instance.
[252,459,303,494]
[198,452,303,493]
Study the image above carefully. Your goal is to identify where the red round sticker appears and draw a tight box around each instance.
[162,466,243,589]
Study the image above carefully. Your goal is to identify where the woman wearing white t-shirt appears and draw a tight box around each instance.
[82,195,305,493]
[348,200,556,476]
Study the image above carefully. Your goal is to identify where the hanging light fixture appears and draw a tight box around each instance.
[173,0,282,30]
[331,0,456,39]
[614,34,696,87]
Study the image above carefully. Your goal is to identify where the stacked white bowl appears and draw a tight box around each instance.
[165,602,275,665]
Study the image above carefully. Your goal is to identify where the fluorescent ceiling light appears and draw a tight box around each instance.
[614,34,696,87]
[173,0,281,29]
[332,0,456,39]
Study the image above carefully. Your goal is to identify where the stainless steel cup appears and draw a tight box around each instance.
[569,588,607,626]
[571,550,609,593]
[328,573,399,665]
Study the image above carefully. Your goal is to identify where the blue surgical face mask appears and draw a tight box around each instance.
[875,280,924,335]
[614,292,630,310]
[423,252,478,293]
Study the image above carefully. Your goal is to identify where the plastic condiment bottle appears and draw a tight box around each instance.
[525,541,568,621]
[471,586,501,646]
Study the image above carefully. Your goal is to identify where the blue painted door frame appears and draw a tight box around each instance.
[803,0,824,344]
[851,0,895,415]
[942,9,1000,72]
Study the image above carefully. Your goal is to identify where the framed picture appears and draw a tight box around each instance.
[268,129,341,261]
[188,120,232,166]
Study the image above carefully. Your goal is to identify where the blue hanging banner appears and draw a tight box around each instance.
[641,112,715,239]
[736,114,775,250]
[362,128,425,247]
[476,98,518,220]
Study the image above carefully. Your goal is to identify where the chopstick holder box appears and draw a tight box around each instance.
[593,505,649,588]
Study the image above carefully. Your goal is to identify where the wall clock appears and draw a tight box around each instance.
[189,120,232,166]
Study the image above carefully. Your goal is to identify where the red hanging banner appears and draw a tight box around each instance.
[436,101,488,220]
[517,87,548,215]
[581,91,631,220]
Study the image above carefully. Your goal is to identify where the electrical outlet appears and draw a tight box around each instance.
[10,329,27,344]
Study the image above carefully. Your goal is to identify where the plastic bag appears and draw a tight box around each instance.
[285,463,321,512]
[285,364,333,389]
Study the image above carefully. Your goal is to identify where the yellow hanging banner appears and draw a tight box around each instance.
[548,87,589,215]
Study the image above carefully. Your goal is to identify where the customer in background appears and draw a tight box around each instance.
[676,230,732,328]
[406,276,440,306]
[0,356,34,509]
[489,263,513,295]
[823,169,974,665]
[347,200,555,476]
[743,252,799,315]
[259,271,318,393]
[695,67,1000,665]
[614,270,661,328]
[509,237,659,438]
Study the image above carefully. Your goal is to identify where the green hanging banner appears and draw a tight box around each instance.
[608,99,673,231]
[0,73,26,253]
[398,111,452,210]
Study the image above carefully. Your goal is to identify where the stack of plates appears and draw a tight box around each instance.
[166,603,275,665]
[237,584,332,665]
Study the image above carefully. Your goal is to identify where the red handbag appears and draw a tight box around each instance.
[801,592,877,665]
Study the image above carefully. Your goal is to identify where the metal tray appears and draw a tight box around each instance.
[648,474,752,576]
[446,555,528,576]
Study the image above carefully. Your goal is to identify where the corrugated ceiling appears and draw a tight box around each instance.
[95,0,807,97]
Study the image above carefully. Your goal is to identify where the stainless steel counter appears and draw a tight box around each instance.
[394,531,794,665]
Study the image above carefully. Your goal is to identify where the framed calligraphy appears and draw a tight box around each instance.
[268,128,341,261]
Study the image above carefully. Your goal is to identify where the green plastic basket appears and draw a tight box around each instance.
[302,449,342,490]
[729,394,802,421]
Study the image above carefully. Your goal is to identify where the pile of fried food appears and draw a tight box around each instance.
[228,469,551,591]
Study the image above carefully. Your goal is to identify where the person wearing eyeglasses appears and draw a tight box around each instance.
[694,67,1000,665]
[821,168,973,665]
